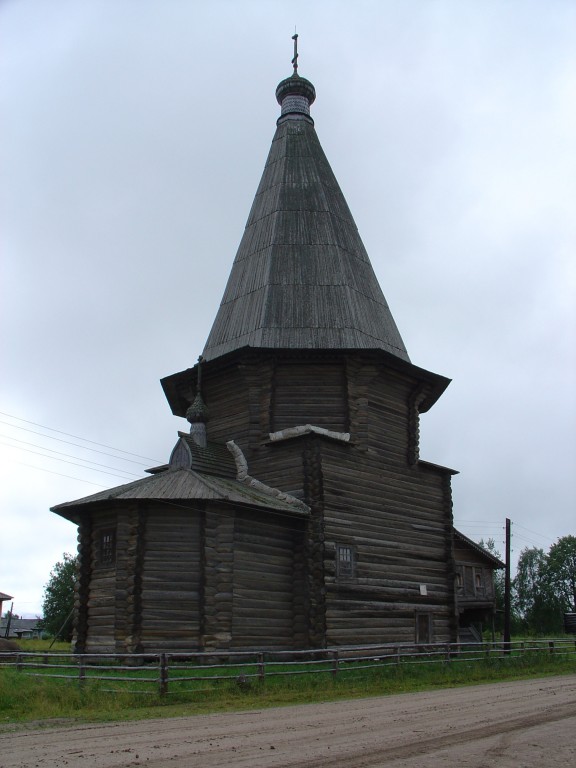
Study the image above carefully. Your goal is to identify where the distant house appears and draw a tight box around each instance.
[0,591,13,618]
[453,530,505,641]
[0,617,43,640]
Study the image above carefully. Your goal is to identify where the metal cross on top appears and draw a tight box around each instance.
[292,32,298,74]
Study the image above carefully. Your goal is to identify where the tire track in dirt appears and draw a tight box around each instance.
[265,701,576,768]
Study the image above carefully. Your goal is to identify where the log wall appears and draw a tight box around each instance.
[80,499,305,653]
[202,505,235,648]
[320,360,455,645]
[139,503,202,651]
[271,361,348,433]
[232,512,304,649]
[200,351,458,648]
[78,348,457,653]
[85,510,118,653]
[318,437,455,645]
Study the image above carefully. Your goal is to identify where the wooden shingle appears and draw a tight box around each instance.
[203,80,409,363]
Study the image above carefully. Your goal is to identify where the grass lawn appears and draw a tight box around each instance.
[1,639,575,726]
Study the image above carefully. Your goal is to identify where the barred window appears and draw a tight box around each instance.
[336,545,356,579]
[98,529,116,567]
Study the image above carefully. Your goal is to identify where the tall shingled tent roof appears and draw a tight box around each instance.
[202,50,410,363]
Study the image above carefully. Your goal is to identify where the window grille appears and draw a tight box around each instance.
[336,545,355,579]
[98,529,116,567]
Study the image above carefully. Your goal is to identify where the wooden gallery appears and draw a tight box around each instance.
[53,55,502,653]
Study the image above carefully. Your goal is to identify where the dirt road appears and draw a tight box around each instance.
[2,675,575,767]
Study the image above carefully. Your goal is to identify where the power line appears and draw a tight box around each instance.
[2,443,138,481]
[0,435,142,477]
[0,420,159,466]
[0,411,161,462]
[10,461,111,488]
[513,522,556,544]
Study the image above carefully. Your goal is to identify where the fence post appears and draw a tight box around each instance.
[78,656,86,689]
[257,653,265,681]
[158,653,168,696]
[331,650,339,678]
[549,641,554,655]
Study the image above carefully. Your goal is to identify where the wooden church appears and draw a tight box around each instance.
[53,47,486,654]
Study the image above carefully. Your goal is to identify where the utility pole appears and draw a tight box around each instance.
[504,517,511,652]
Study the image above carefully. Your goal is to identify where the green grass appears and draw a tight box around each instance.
[15,640,71,653]
[1,645,575,726]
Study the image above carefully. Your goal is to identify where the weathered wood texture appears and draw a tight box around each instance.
[202,505,235,649]
[77,499,306,653]
[271,361,348,433]
[114,506,141,652]
[319,435,454,645]
[139,504,202,652]
[73,516,92,653]
[85,511,118,653]
[453,537,498,612]
[74,347,457,653]
[202,116,410,363]
[201,351,457,648]
[196,362,250,448]
[232,512,304,649]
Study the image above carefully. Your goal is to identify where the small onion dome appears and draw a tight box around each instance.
[275,75,316,122]
[186,391,209,425]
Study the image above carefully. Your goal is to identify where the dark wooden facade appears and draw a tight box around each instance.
[51,59,494,653]
[57,345,460,652]
[63,498,310,654]
[159,347,458,650]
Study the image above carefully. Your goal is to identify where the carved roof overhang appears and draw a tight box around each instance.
[161,346,450,418]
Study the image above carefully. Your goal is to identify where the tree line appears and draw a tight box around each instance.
[483,535,575,635]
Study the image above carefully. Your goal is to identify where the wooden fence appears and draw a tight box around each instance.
[1,639,575,697]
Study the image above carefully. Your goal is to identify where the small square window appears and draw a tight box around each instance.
[98,529,116,567]
[336,545,356,579]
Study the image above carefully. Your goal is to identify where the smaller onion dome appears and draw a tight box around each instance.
[186,356,209,447]
[186,391,209,425]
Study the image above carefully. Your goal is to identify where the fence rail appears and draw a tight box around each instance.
[1,639,575,697]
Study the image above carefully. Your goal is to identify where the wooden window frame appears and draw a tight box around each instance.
[97,528,116,568]
[336,544,356,580]
[474,569,485,596]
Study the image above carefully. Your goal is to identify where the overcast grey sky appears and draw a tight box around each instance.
[1,0,575,617]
